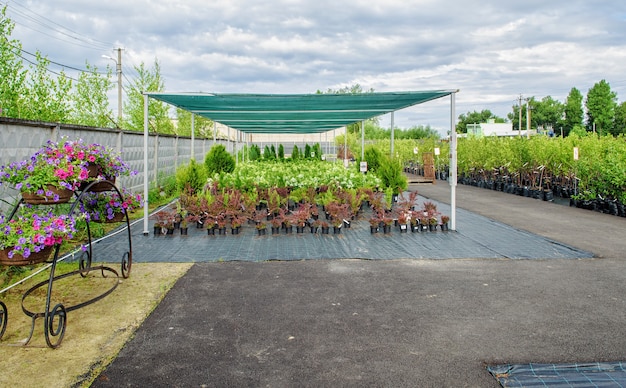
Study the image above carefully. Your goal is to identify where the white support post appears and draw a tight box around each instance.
[361,121,364,161]
[191,113,195,160]
[143,93,149,236]
[344,126,348,167]
[390,112,395,159]
[213,121,217,147]
[450,92,457,231]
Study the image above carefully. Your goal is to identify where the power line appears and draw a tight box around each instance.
[12,43,109,75]
[2,0,113,51]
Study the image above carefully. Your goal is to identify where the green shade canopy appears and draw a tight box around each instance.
[146,90,456,134]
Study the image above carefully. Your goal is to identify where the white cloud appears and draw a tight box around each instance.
[5,0,626,131]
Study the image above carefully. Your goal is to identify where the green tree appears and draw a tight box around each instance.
[563,87,584,137]
[304,144,312,159]
[585,79,617,136]
[248,144,261,161]
[23,51,73,123]
[71,62,116,127]
[291,145,300,160]
[396,125,440,139]
[363,146,383,173]
[614,102,626,136]
[175,109,213,137]
[277,144,285,160]
[0,6,28,119]
[204,144,235,175]
[124,59,174,133]
[175,158,207,194]
[532,96,564,133]
[317,84,379,133]
[458,110,504,133]
[312,143,322,160]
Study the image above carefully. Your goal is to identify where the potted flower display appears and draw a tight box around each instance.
[0,142,90,204]
[64,138,135,190]
[0,211,79,266]
[81,188,142,223]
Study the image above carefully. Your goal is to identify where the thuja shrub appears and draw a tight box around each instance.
[204,144,235,176]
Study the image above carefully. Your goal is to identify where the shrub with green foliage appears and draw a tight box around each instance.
[291,145,300,160]
[204,144,235,176]
[312,143,322,160]
[278,144,285,160]
[176,159,207,194]
[377,156,408,194]
[363,146,383,173]
[249,144,261,161]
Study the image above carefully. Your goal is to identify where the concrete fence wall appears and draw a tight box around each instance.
[0,117,341,212]
[0,117,224,211]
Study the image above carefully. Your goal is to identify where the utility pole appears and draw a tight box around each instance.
[526,98,531,139]
[518,94,523,137]
[102,48,123,128]
[116,48,122,127]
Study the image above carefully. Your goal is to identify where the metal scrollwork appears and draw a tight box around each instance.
[1,179,132,348]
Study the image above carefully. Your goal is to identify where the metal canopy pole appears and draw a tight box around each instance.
[344,126,348,166]
[361,121,364,161]
[390,112,395,158]
[143,93,149,236]
[213,121,216,147]
[450,92,457,231]
[190,113,195,160]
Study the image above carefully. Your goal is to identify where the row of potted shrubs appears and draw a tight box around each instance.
[152,184,450,237]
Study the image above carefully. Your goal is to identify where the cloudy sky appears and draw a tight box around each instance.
[4,0,626,133]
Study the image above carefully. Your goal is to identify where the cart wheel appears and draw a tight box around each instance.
[0,301,7,340]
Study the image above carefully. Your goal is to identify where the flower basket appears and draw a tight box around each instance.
[0,245,54,266]
[91,211,125,223]
[0,212,78,266]
[21,185,73,205]
[81,188,141,223]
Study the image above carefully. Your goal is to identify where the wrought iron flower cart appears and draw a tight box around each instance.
[0,180,132,348]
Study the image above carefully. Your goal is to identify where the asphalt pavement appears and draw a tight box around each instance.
[91,177,626,387]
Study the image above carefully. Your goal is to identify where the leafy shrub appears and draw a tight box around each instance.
[176,159,207,194]
[278,144,285,160]
[363,146,383,173]
[377,156,408,194]
[204,145,235,175]
[291,145,300,160]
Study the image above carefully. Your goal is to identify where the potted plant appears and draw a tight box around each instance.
[0,142,90,204]
[440,215,450,232]
[410,214,420,233]
[81,187,142,223]
[291,203,311,233]
[319,220,330,234]
[428,216,438,232]
[397,211,409,232]
[0,211,79,266]
[179,213,198,235]
[381,215,394,234]
[68,139,135,189]
[155,209,176,235]
[310,218,321,233]
[255,220,268,236]
[270,213,283,234]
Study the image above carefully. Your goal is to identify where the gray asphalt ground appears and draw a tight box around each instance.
[92,177,626,387]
